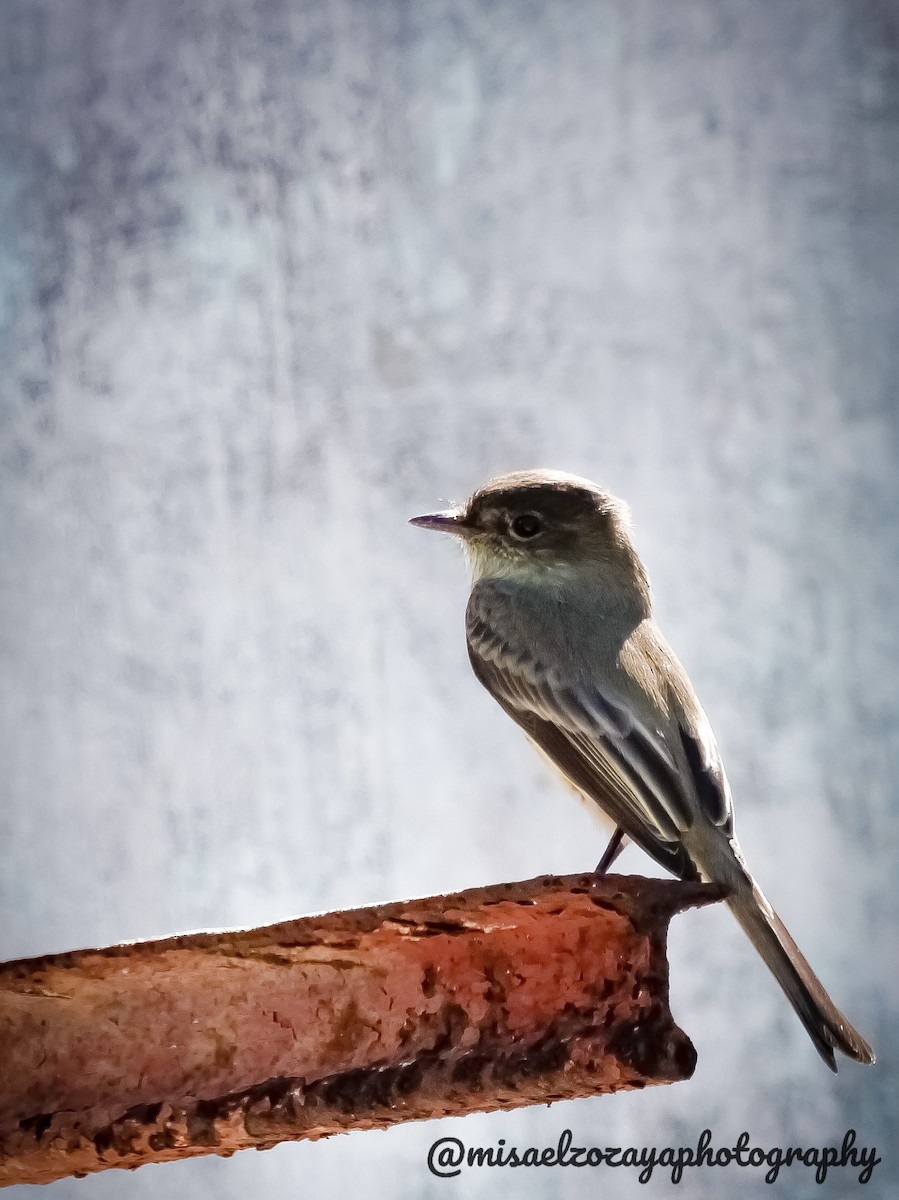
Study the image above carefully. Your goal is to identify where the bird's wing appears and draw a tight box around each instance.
[466,588,701,880]
[676,717,734,835]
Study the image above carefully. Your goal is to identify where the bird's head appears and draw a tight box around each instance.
[409,469,642,588]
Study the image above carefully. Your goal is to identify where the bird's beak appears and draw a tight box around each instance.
[408,508,472,537]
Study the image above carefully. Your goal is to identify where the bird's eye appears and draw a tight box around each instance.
[510,512,542,540]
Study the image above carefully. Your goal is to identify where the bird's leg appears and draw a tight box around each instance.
[594,826,626,876]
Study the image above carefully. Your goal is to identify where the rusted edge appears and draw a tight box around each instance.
[7,998,696,1180]
[0,875,727,975]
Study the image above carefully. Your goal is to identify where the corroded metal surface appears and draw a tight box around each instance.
[0,873,723,1186]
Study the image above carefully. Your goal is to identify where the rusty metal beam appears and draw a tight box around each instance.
[0,873,724,1187]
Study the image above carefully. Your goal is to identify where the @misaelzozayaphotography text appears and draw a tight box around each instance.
[426,1128,880,1185]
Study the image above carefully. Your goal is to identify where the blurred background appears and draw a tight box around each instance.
[1,1,897,1197]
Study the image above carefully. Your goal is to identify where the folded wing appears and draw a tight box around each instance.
[466,588,702,880]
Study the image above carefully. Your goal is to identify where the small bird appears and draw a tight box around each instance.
[410,469,874,1071]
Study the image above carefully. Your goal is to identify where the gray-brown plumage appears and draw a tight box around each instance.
[410,469,874,1071]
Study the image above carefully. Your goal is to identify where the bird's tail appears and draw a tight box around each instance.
[726,874,875,1071]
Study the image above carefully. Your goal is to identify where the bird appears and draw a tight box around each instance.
[409,468,874,1071]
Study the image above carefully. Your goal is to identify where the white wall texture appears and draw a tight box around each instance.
[1,1,897,1197]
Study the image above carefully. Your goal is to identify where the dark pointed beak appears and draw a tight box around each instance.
[408,509,471,536]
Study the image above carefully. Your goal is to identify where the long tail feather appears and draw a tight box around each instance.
[727,877,875,1071]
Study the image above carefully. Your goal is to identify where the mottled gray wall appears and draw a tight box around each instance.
[1,1,897,1197]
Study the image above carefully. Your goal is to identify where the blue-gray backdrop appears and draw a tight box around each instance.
[1,2,897,1197]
